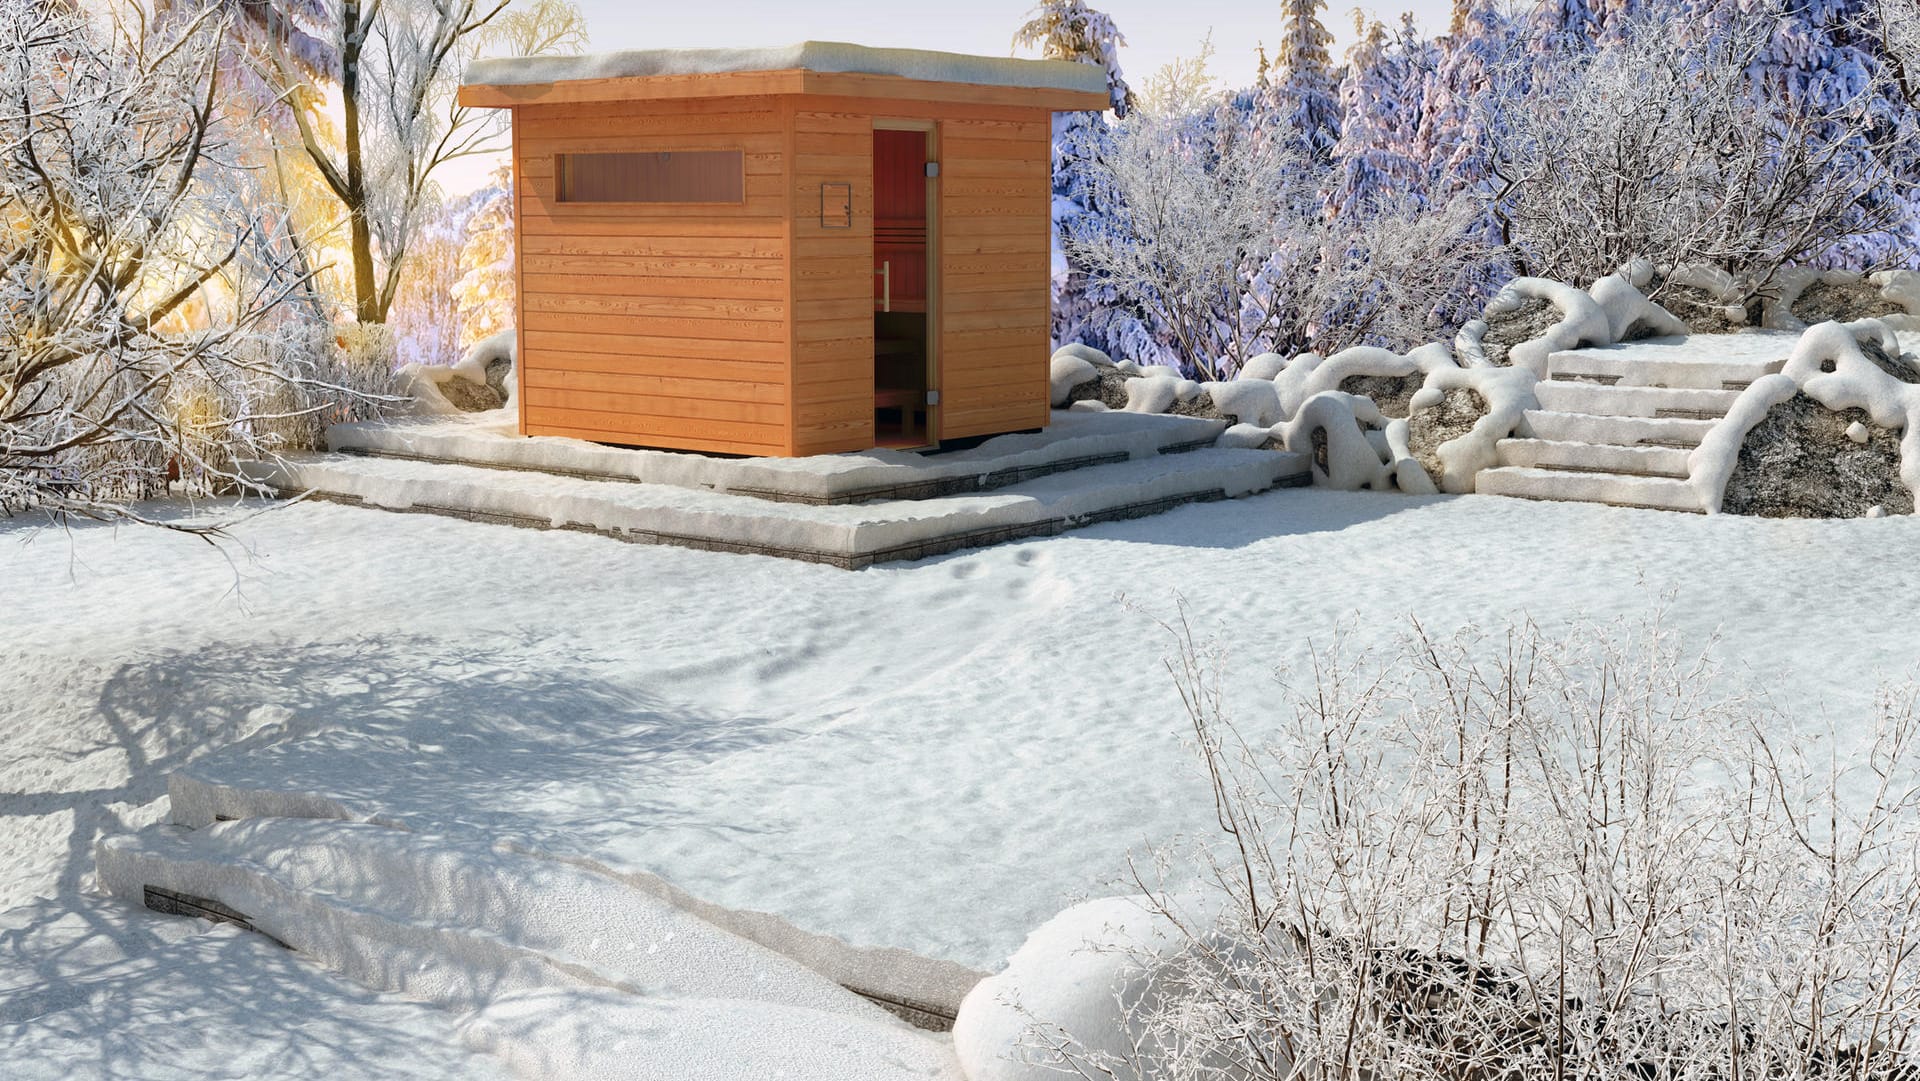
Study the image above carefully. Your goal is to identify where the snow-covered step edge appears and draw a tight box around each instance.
[240,449,1309,569]
[1522,410,1719,448]
[1496,438,1693,479]
[97,819,886,1020]
[1531,381,1741,419]
[327,410,1229,505]
[95,824,965,1074]
[1476,467,1705,513]
[164,774,985,1030]
[1547,350,1788,390]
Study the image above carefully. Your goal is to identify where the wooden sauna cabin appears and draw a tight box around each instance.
[457,43,1110,456]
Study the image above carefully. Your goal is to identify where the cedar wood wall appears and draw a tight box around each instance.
[513,95,1053,457]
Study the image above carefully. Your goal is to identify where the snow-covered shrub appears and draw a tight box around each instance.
[248,322,405,452]
[1065,105,1491,380]
[1484,6,1913,307]
[984,613,1920,1081]
[0,2,354,524]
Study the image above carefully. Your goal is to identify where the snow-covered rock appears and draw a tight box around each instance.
[1049,352,1099,408]
[1488,277,1613,377]
[1124,375,1202,414]
[1214,422,1277,449]
[1282,391,1397,490]
[1052,343,1115,368]
[1762,267,1825,331]
[1868,270,1920,332]
[1202,378,1283,427]
[1415,365,1541,494]
[1589,272,1689,343]
[1238,352,1290,381]
[1689,320,1920,513]
[397,331,517,417]
[954,896,1193,1081]
[451,330,518,411]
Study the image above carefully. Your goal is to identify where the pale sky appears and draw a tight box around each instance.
[446,0,1455,192]
[561,0,1456,91]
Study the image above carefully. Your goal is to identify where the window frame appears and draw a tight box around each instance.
[551,148,748,208]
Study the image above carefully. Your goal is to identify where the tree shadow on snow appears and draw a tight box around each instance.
[0,635,794,939]
[0,897,500,1079]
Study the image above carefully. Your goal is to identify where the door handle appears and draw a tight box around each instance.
[875,261,891,313]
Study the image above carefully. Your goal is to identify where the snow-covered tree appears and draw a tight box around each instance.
[1415,0,1522,201]
[1015,1,1137,355]
[261,0,508,325]
[1877,0,1920,105]
[1012,0,1132,115]
[1333,14,1438,210]
[0,1,324,525]
[1068,110,1490,377]
[1269,0,1341,162]
[1485,6,1910,295]
[453,164,516,350]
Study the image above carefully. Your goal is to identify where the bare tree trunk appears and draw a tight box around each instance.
[340,0,382,323]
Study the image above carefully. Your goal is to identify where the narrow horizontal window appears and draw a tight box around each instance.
[556,150,745,204]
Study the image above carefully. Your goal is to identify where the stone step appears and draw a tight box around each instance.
[1496,438,1693,479]
[239,446,1308,569]
[95,819,970,1069]
[327,409,1227,506]
[1532,381,1741,420]
[1548,334,1793,390]
[1477,467,1705,513]
[1522,410,1719,449]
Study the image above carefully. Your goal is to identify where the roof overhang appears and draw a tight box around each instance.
[458,41,1112,112]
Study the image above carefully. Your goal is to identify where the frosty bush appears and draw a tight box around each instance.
[1039,613,1920,1081]
[1067,110,1489,380]
[1486,7,1913,303]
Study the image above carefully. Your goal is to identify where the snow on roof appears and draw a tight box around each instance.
[464,40,1109,96]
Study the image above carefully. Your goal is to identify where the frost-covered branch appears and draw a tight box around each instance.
[1033,615,1920,1081]
[0,1,370,527]
[1066,108,1490,378]
[262,0,521,324]
[1484,6,1914,301]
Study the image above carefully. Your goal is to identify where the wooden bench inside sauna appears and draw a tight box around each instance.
[458,42,1110,457]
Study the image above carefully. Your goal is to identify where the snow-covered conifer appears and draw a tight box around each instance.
[1270,0,1342,162]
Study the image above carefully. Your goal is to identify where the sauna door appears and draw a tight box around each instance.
[873,126,934,448]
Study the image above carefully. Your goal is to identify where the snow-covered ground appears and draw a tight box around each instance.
[4,488,1919,1071]
[0,897,510,1080]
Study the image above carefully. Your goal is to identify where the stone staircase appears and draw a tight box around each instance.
[1476,335,1793,512]
[242,410,1308,568]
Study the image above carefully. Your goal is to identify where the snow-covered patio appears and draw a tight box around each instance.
[9,490,1919,951]
[4,490,1918,1074]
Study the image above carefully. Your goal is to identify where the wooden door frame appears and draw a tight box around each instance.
[872,117,940,443]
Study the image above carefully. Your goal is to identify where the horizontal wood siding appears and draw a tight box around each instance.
[788,101,874,455]
[935,110,1052,439]
[515,97,792,455]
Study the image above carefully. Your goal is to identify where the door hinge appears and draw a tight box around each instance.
[926,390,941,406]
[924,162,941,178]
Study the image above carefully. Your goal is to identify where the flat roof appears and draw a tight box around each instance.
[460,40,1112,110]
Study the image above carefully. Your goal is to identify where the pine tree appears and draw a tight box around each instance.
[1689,0,1913,265]
[1014,2,1145,355]
[1012,0,1133,115]
[1272,0,1342,162]
[1334,14,1436,211]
